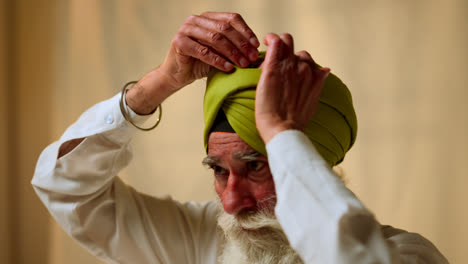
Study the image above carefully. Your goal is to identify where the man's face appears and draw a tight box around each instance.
[205,132,303,264]
[205,132,277,215]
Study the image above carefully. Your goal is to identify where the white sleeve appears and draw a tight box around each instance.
[266,130,448,264]
[31,93,220,264]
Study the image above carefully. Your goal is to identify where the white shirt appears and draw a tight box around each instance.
[32,93,448,264]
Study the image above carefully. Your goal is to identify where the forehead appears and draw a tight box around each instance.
[208,132,256,155]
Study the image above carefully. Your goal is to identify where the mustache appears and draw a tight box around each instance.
[216,196,304,264]
[216,194,280,233]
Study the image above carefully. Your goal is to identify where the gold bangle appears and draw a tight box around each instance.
[119,81,162,131]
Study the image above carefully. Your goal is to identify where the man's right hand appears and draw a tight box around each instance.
[126,12,260,115]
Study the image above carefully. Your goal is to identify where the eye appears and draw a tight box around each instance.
[247,161,265,171]
[210,165,228,176]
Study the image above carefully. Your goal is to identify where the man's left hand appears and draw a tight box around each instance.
[255,33,330,144]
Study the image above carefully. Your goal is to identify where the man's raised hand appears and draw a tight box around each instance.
[127,12,259,115]
[255,33,330,144]
[162,12,260,88]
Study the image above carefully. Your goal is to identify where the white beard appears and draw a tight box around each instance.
[216,199,304,264]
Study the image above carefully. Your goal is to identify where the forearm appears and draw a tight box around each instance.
[31,94,190,263]
[32,93,139,197]
[266,130,448,264]
[31,93,138,261]
[56,79,157,159]
[33,136,169,263]
[125,67,178,115]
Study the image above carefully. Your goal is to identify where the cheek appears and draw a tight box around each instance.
[214,179,225,199]
[252,180,277,208]
[213,173,277,211]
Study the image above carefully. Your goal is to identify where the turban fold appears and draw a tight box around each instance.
[203,52,357,166]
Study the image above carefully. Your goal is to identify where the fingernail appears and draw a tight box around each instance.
[224,62,234,71]
[239,57,249,67]
[249,50,258,61]
[250,37,260,47]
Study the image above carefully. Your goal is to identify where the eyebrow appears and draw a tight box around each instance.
[201,151,262,166]
[232,151,261,161]
[201,155,220,167]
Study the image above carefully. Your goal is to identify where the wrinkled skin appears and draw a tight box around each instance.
[208,132,276,215]
[59,13,331,205]
[124,12,330,213]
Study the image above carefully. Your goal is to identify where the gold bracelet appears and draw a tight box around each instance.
[119,81,162,131]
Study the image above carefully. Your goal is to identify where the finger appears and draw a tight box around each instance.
[297,62,315,94]
[184,15,257,64]
[179,22,249,67]
[257,34,284,94]
[172,34,233,71]
[279,33,294,54]
[300,62,330,100]
[321,67,331,77]
[263,33,287,61]
[297,63,323,117]
[295,50,331,80]
[201,12,260,48]
[297,56,330,89]
[295,50,314,63]
[310,68,329,103]
[296,50,318,74]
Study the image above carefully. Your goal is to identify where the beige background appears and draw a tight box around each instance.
[1,0,467,263]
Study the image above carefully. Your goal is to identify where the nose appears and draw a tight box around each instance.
[222,173,256,215]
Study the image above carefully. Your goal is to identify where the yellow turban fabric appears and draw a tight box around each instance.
[203,52,357,166]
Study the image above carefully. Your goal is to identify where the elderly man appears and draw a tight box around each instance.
[32,12,447,264]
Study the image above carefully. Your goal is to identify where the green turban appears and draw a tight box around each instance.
[203,52,357,166]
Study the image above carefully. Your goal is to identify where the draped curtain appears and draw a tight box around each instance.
[1,0,467,263]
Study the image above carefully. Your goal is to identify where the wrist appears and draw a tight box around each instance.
[125,67,176,115]
[258,120,302,144]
